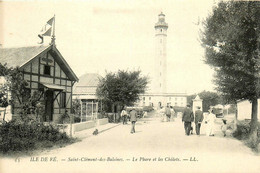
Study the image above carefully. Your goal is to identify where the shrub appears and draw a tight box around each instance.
[232,120,260,152]
[74,116,81,123]
[0,119,72,154]
[143,106,154,112]
[173,106,185,113]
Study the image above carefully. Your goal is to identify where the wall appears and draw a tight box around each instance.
[237,99,260,120]
[62,118,109,135]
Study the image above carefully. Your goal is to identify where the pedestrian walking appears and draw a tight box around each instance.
[221,119,228,137]
[205,108,216,136]
[182,104,194,136]
[165,104,171,122]
[142,111,148,119]
[160,106,166,122]
[129,108,137,134]
[170,106,175,121]
[143,111,147,123]
[121,107,128,125]
[194,106,204,135]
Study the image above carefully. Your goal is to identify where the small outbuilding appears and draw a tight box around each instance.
[73,73,101,122]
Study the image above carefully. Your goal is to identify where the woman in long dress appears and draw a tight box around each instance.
[205,109,216,136]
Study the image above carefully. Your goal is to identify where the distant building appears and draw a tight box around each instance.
[139,93,187,108]
[0,44,78,123]
[138,12,187,109]
[73,73,101,121]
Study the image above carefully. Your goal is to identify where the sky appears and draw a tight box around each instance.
[0,0,217,94]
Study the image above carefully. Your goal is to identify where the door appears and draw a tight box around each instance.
[45,90,53,121]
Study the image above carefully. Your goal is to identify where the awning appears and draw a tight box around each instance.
[40,83,65,91]
[73,94,97,100]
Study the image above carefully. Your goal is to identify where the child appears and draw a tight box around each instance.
[221,119,228,137]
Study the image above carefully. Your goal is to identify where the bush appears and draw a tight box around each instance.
[143,106,154,112]
[74,115,81,123]
[232,120,260,152]
[173,106,185,113]
[0,119,72,154]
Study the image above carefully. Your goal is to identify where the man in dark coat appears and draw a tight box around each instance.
[182,104,194,136]
[195,106,204,135]
[129,108,137,134]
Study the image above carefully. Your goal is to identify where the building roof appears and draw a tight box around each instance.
[0,44,78,82]
[193,95,202,100]
[73,73,101,95]
[76,73,101,87]
[0,45,49,68]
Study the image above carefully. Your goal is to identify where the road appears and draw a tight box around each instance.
[1,114,260,173]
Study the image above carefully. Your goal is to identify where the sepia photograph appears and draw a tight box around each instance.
[0,0,260,172]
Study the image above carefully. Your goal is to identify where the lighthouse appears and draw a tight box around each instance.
[153,12,168,94]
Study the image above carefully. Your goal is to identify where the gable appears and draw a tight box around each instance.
[21,51,68,80]
[0,44,78,82]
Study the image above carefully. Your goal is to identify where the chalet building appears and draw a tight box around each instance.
[0,44,78,123]
[73,73,101,121]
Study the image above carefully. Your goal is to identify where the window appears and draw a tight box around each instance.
[175,97,177,101]
[149,97,151,100]
[160,29,162,32]
[44,65,51,75]
[60,92,66,108]
[143,97,145,101]
[169,97,171,101]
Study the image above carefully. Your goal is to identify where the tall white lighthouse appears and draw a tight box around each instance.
[138,12,187,109]
[153,12,168,94]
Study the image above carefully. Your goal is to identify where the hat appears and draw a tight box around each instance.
[197,106,201,109]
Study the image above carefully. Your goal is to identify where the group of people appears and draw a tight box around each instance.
[121,104,228,136]
[182,104,219,136]
[159,105,176,122]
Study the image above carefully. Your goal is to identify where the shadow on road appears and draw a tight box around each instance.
[98,124,121,134]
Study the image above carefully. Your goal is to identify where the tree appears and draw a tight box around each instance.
[187,94,196,106]
[199,90,222,111]
[96,70,149,112]
[0,63,42,122]
[201,1,260,141]
[187,91,223,112]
